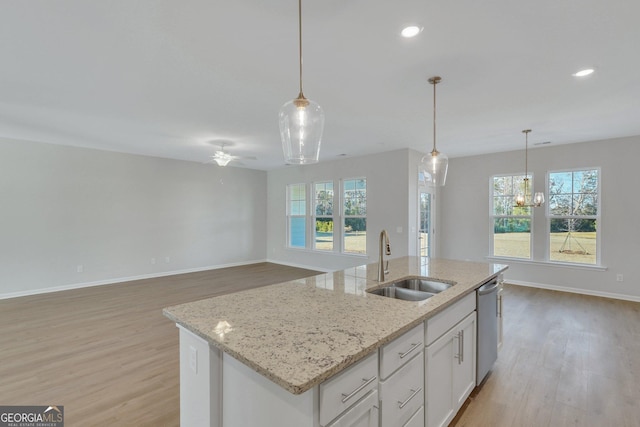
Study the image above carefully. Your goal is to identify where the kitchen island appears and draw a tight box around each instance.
[163,257,507,427]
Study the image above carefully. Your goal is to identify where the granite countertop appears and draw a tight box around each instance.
[163,257,507,394]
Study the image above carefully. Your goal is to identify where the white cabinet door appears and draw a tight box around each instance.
[425,326,456,427]
[425,312,477,427]
[326,390,379,427]
[452,313,476,411]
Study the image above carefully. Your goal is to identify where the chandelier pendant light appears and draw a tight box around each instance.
[515,129,545,208]
[279,0,324,165]
[421,76,448,186]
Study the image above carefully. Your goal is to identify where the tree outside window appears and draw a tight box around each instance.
[314,182,334,251]
[491,174,532,259]
[343,178,366,254]
[548,169,599,264]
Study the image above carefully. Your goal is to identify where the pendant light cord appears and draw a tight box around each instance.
[428,76,441,155]
[525,131,528,178]
[432,80,437,153]
[298,0,304,98]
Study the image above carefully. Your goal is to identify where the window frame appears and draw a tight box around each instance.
[546,167,601,266]
[490,173,534,260]
[286,183,308,249]
[312,181,335,251]
[341,177,367,256]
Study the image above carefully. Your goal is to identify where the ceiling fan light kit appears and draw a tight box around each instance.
[210,143,236,167]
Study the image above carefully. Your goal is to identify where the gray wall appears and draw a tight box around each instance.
[440,135,640,301]
[266,149,425,271]
[0,138,267,298]
[5,134,636,301]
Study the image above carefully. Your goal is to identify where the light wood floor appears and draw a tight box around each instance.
[0,263,319,426]
[2,268,639,427]
[452,285,640,427]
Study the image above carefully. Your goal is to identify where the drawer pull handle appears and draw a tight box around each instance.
[398,343,421,359]
[341,376,377,404]
[398,387,422,409]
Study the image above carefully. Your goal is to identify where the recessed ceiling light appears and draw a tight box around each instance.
[401,25,422,38]
[572,68,594,77]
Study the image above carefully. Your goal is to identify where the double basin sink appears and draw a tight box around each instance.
[367,278,454,301]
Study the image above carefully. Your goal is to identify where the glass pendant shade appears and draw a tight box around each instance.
[279,96,324,164]
[421,76,448,186]
[279,0,324,165]
[421,150,449,186]
[533,192,545,207]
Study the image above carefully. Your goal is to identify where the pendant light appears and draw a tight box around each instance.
[279,0,324,165]
[514,129,545,208]
[420,76,448,186]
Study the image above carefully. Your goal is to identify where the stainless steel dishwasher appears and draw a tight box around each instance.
[476,278,500,385]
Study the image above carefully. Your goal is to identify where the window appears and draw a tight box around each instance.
[286,178,367,255]
[287,183,306,248]
[419,191,431,257]
[491,174,532,259]
[343,178,367,254]
[548,169,599,265]
[314,181,334,251]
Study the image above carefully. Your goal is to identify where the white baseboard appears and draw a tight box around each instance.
[0,259,268,300]
[507,279,640,303]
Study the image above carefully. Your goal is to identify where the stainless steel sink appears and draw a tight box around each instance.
[394,278,453,294]
[367,278,454,301]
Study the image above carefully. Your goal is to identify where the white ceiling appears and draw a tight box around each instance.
[2,0,639,170]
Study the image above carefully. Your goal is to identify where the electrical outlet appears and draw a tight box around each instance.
[165,256,170,264]
[151,258,156,265]
[189,346,197,374]
[616,274,624,282]
[76,265,83,273]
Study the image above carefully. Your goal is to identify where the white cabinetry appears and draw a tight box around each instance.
[325,389,379,427]
[379,323,424,427]
[320,352,379,427]
[425,293,477,427]
[450,313,476,409]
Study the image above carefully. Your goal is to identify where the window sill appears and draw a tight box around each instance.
[486,256,607,271]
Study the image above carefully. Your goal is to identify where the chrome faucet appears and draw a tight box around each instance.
[378,230,391,281]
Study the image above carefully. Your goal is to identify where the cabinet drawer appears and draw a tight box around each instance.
[320,352,378,426]
[326,389,379,427]
[379,351,424,427]
[380,323,424,379]
[404,406,424,427]
[425,292,475,346]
